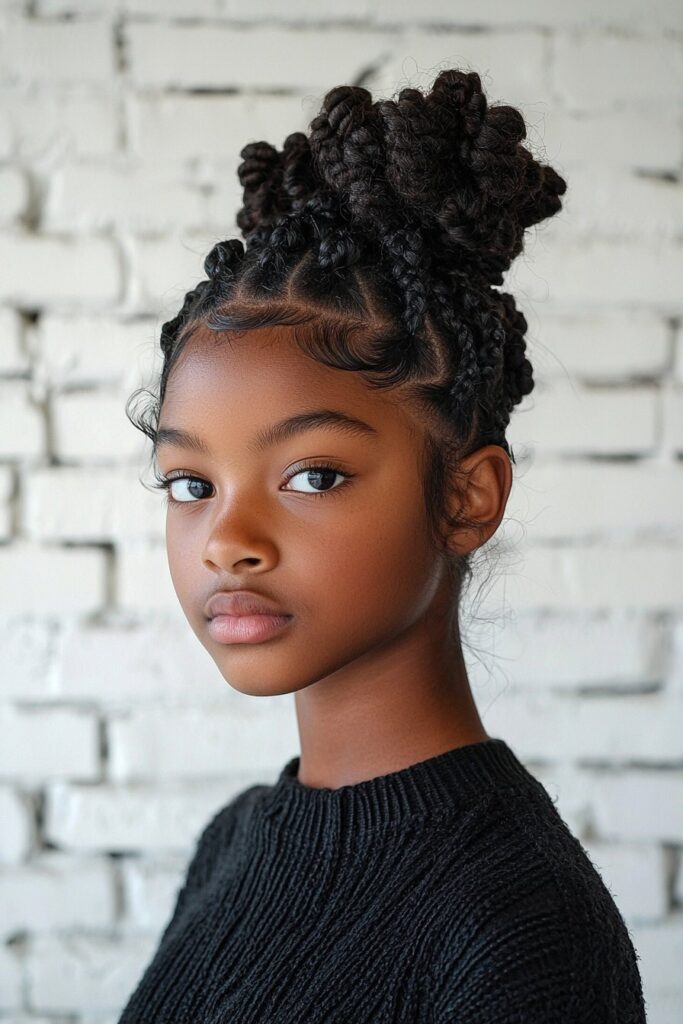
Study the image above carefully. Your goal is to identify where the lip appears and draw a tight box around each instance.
[207,613,293,645]
[204,588,290,619]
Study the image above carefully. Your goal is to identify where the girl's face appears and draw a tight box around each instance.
[155,323,451,697]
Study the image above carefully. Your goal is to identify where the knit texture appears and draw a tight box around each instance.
[116,737,647,1023]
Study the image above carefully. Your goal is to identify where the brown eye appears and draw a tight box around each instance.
[162,476,212,504]
[284,465,348,495]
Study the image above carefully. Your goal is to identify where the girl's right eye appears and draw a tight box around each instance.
[154,475,212,504]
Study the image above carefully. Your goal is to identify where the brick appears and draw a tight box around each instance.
[0,381,44,459]
[31,313,158,390]
[371,0,683,29]
[0,492,13,535]
[473,610,660,690]
[26,934,155,1015]
[504,461,683,539]
[36,0,120,11]
[44,779,250,851]
[0,541,105,615]
[581,839,668,922]
[127,0,218,9]
[366,30,546,109]
[45,165,206,233]
[115,542,180,614]
[44,0,683,26]
[39,0,216,10]
[126,23,392,90]
[0,465,13,539]
[0,617,56,700]
[222,0,371,18]
[1,17,114,84]
[628,920,683,1006]
[0,234,120,307]
[128,92,307,165]
[591,772,683,843]
[482,690,683,763]
[533,314,669,382]
[52,390,149,462]
[131,233,209,315]
[0,1017,64,1024]
[0,852,115,937]
[0,308,27,373]
[675,853,683,906]
[23,466,164,543]
[205,178,261,233]
[558,167,683,243]
[55,621,243,704]
[0,706,99,781]
[4,90,118,159]
[505,236,683,312]
[0,167,27,225]
[121,853,192,931]
[553,33,683,112]
[506,380,658,455]
[662,386,683,454]
[108,704,299,781]
[0,787,33,865]
[0,941,22,1011]
[0,104,12,160]
[672,619,683,695]
[478,543,683,613]
[539,109,682,173]
[633,989,682,1024]
[675,324,683,383]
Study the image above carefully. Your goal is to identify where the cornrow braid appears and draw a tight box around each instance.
[428,269,484,432]
[381,223,433,341]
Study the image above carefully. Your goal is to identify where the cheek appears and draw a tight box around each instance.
[299,486,438,628]
[165,517,198,601]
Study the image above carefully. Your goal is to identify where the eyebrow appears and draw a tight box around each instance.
[154,408,379,457]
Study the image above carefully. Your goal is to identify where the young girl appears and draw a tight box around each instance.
[119,69,646,1023]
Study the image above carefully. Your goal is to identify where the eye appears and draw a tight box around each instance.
[153,461,352,506]
[283,461,351,497]
[156,475,212,504]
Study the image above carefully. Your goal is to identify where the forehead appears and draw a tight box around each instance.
[159,323,418,440]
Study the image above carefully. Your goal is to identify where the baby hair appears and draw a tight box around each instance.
[127,68,568,618]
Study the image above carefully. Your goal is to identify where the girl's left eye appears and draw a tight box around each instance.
[154,462,352,506]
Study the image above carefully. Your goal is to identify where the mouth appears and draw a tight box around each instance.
[207,613,294,645]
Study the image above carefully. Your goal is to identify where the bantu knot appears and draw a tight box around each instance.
[204,238,245,280]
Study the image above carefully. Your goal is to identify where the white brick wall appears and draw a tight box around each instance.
[0,4,681,1021]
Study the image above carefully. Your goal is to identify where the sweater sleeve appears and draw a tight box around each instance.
[432,871,647,1024]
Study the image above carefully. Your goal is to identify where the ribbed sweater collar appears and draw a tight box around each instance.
[257,737,534,844]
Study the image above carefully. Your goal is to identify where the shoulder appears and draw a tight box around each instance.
[179,782,267,899]
[153,783,269,946]
[191,783,267,868]
[199,781,268,842]
[430,784,646,1024]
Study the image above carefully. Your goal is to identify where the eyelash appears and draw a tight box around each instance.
[152,461,353,507]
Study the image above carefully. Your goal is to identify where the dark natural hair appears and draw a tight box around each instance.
[127,68,567,639]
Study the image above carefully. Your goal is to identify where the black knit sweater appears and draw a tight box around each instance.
[117,737,646,1023]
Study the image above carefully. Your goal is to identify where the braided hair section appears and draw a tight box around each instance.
[152,68,566,464]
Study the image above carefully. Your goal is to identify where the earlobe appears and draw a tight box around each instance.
[444,445,513,557]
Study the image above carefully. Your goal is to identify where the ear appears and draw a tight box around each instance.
[443,444,513,557]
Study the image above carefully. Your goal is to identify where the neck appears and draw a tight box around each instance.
[293,615,488,790]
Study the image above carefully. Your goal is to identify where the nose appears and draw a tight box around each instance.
[200,493,280,574]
